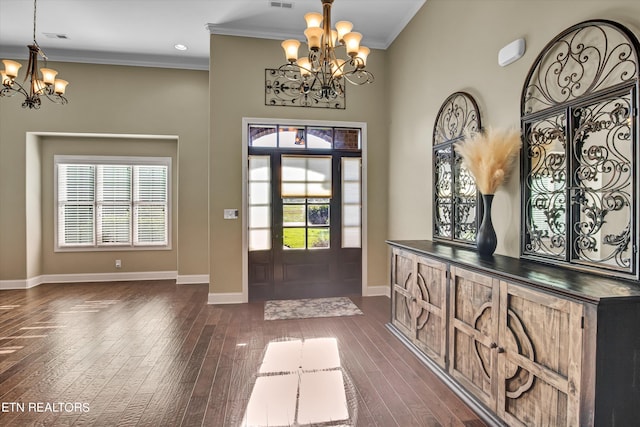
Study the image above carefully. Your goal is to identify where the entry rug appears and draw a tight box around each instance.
[264,297,363,321]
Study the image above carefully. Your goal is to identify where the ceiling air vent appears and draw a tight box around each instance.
[270,1,293,9]
[43,33,69,39]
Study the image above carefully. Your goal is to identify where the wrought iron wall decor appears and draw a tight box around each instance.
[265,68,345,109]
[521,20,640,278]
[433,92,482,245]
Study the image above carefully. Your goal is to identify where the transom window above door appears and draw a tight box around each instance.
[249,125,361,150]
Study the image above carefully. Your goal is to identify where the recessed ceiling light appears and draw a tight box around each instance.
[174,44,188,51]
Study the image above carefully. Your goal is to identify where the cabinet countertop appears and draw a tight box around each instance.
[387,240,640,303]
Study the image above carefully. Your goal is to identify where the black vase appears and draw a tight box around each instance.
[477,194,497,256]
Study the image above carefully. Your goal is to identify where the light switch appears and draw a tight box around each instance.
[224,209,239,219]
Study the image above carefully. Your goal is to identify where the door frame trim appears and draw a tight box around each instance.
[241,117,368,302]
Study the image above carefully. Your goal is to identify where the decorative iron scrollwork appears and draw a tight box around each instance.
[572,96,632,269]
[524,114,567,257]
[521,20,639,277]
[434,146,453,238]
[523,20,638,114]
[433,92,482,245]
[265,68,345,109]
[434,92,481,145]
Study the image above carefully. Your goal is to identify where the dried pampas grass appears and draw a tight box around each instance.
[454,127,522,195]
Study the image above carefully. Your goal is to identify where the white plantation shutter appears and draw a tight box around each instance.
[134,165,168,245]
[58,164,95,246]
[56,156,170,249]
[97,165,132,244]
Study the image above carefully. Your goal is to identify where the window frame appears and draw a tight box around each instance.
[247,124,363,251]
[54,155,172,252]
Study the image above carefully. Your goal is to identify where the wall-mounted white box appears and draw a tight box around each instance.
[224,209,239,219]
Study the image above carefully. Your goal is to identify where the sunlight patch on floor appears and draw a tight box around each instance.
[0,335,47,340]
[20,326,65,330]
[0,346,24,354]
[243,337,355,426]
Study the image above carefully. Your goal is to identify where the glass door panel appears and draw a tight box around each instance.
[248,155,271,251]
[281,155,332,251]
[342,158,361,248]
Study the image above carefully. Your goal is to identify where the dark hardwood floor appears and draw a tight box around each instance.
[0,281,486,426]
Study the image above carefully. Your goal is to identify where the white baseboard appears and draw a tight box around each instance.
[365,285,390,298]
[176,274,209,285]
[0,279,38,290]
[208,292,245,305]
[0,271,178,290]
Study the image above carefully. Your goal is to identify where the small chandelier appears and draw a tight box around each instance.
[278,0,374,103]
[1,0,69,109]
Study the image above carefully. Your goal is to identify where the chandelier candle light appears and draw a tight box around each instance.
[1,0,69,109]
[278,0,374,102]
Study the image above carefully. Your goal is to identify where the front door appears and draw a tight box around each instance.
[247,124,362,301]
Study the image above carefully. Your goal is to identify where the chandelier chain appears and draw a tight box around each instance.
[33,0,37,44]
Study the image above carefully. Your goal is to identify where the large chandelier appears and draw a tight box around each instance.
[277,0,374,103]
[1,0,69,109]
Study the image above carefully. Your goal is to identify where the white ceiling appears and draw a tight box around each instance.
[0,0,426,70]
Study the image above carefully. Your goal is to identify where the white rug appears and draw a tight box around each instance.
[264,297,363,321]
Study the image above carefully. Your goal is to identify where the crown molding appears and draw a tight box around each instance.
[206,23,388,50]
[384,0,427,48]
[0,45,209,71]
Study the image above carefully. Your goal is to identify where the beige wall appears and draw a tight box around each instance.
[387,0,640,257]
[0,62,209,281]
[209,35,389,296]
[7,0,635,294]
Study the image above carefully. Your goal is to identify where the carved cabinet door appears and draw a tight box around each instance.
[390,248,448,368]
[449,266,500,408]
[391,248,416,337]
[412,255,448,367]
[496,281,583,427]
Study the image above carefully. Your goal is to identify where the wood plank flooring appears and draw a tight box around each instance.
[0,281,487,426]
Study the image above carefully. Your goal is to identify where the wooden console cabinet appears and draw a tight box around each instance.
[387,240,640,426]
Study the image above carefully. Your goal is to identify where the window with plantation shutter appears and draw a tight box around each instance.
[55,156,170,250]
[58,164,95,246]
[134,165,168,245]
[98,165,132,245]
